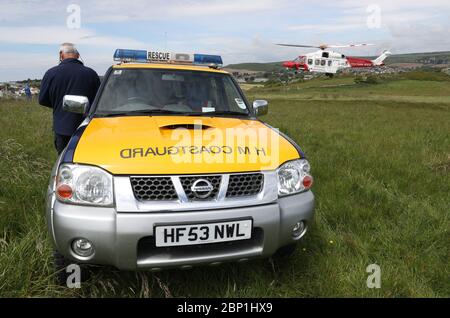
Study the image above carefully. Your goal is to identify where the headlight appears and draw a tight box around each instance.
[277,159,313,196]
[56,164,113,206]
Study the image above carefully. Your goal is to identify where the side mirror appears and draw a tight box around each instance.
[253,100,268,116]
[62,95,89,114]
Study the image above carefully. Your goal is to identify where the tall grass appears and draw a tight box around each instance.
[0,77,449,297]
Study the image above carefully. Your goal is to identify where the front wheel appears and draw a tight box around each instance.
[273,243,297,259]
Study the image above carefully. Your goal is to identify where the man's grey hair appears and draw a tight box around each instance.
[59,43,79,54]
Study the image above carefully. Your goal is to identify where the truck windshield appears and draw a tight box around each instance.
[95,68,250,116]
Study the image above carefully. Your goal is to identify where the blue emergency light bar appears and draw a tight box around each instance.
[193,54,223,66]
[113,49,223,67]
[113,49,148,62]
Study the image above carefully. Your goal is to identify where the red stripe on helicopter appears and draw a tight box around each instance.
[346,57,374,68]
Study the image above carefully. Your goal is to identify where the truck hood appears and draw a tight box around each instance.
[73,116,301,175]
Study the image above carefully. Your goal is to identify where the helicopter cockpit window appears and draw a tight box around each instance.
[294,56,306,63]
[322,52,329,58]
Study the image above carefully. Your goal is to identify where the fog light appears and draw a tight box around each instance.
[72,238,94,257]
[292,221,306,238]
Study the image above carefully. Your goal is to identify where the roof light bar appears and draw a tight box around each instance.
[194,54,223,66]
[113,49,223,67]
[113,49,148,62]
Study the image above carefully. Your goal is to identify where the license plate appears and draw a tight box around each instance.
[155,220,252,247]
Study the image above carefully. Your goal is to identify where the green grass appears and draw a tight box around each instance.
[0,74,449,297]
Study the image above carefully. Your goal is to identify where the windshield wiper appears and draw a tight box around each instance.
[96,109,190,117]
[205,110,250,116]
[95,109,250,118]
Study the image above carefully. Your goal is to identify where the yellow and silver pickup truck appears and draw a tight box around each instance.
[46,49,314,281]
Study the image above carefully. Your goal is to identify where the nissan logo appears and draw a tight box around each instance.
[191,179,214,199]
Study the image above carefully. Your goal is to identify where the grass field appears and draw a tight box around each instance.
[0,73,449,297]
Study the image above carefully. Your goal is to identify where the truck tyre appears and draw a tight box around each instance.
[273,243,297,259]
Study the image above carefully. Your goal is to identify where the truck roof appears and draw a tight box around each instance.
[113,63,229,74]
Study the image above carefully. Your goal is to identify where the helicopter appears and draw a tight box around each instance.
[277,43,392,77]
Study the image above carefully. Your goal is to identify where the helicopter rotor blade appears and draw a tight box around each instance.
[276,43,375,50]
[276,44,320,48]
[326,43,375,48]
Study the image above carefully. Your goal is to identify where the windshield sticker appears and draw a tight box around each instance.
[202,107,215,113]
[113,70,122,75]
[162,74,184,81]
[202,101,215,112]
[235,98,246,109]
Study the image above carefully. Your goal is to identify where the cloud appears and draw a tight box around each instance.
[0,0,449,81]
[287,2,443,33]
[287,24,362,32]
[335,0,450,11]
[387,22,450,53]
[166,35,303,64]
[0,0,283,24]
[0,52,59,81]
[284,1,450,55]
[0,26,145,47]
[0,52,55,69]
[0,50,115,82]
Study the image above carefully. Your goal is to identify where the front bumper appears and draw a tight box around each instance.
[47,190,314,270]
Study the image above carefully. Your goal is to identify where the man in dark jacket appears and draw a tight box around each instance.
[39,43,100,154]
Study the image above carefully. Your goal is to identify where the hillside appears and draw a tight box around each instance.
[225,51,450,72]
[225,62,283,72]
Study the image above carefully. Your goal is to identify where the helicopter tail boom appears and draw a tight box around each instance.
[372,50,392,66]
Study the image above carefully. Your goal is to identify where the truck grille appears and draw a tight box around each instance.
[226,173,264,198]
[130,173,264,201]
[130,177,178,201]
[180,175,221,200]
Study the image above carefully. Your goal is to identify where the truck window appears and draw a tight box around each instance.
[95,69,249,115]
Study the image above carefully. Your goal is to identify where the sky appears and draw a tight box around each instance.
[0,0,450,81]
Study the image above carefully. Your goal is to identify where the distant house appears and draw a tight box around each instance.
[0,81,40,99]
[253,78,269,83]
[418,57,450,65]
